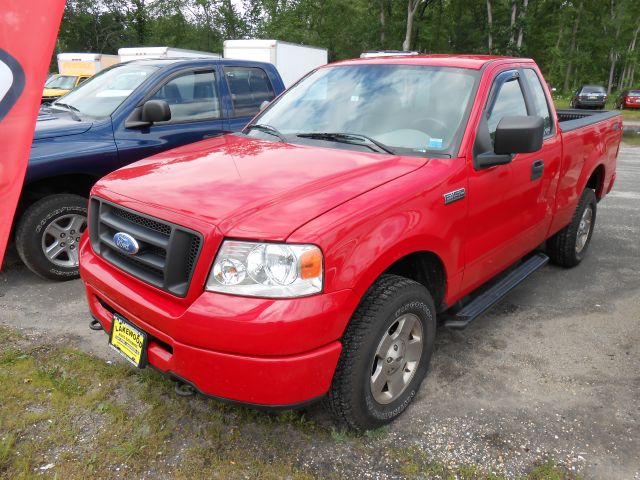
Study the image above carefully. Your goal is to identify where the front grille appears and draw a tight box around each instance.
[89,197,203,297]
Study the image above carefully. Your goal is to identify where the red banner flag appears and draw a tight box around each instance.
[0,0,66,266]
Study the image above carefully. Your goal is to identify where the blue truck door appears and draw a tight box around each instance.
[221,65,279,132]
[113,67,228,166]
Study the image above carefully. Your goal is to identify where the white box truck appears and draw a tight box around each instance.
[118,47,221,62]
[57,53,120,76]
[223,40,328,88]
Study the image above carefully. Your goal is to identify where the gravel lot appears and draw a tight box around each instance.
[1,144,639,479]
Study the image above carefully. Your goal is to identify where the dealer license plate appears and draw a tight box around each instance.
[109,314,147,368]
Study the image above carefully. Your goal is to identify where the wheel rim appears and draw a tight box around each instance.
[370,313,423,405]
[41,213,87,268]
[575,205,593,254]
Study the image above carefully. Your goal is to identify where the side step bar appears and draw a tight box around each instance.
[444,253,549,329]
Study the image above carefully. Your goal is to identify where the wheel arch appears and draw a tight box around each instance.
[346,239,452,315]
[585,164,606,199]
[382,251,447,312]
[16,174,98,224]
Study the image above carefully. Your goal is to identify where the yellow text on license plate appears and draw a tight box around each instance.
[110,316,146,367]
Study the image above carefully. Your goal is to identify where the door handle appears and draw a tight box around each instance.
[203,133,223,139]
[531,159,544,181]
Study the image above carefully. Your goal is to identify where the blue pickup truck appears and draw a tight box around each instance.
[14,57,285,280]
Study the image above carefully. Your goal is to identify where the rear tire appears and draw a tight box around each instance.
[326,274,436,431]
[547,188,597,268]
[15,194,88,280]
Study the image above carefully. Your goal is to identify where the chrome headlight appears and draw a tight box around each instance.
[206,240,323,298]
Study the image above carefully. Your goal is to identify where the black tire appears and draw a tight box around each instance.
[547,188,597,268]
[15,194,88,280]
[326,274,436,431]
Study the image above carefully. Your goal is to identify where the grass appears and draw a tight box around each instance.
[553,96,640,122]
[622,131,640,146]
[388,446,582,480]
[0,325,586,479]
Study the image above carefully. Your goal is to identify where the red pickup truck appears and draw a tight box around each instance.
[80,55,622,431]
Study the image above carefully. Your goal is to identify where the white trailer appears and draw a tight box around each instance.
[118,47,221,63]
[223,40,328,88]
[57,53,119,76]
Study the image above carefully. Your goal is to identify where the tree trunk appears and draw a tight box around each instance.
[626,19,640,87]
[402,0,429,50]
[486,0,493,53]
[379,0,386,46]
[403,0,423,51]
[555,23,564,49]
[607,2,621,94]
[509,0,517,48]
[563,2,582,92]
[607,54,617,94]
[620,63,629,89]
[516,0,528,50]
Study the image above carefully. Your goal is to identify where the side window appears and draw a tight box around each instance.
[224,66,275,117]
[524,69,552,136]
[151,70,220,123]
[487,78,528,137]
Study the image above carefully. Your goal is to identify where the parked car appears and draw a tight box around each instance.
[570,85,607,109]
[614,89,640,109]
[14,58,285,280]
[80,55,621,430]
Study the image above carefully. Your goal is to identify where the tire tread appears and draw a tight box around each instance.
[326,274,431,430]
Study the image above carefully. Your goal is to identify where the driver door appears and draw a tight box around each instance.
[462,69,561,292]
[113,68,227,167]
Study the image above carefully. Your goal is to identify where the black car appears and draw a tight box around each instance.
[570,85,607,109]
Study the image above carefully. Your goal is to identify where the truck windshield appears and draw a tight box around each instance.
[52,64,157,119]
[253,64,479,156]
[45,75,77,90]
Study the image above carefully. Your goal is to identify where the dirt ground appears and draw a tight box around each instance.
[1,144,639,479]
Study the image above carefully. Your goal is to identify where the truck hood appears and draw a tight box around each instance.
[95,134,427,240]
[34,108,93,140]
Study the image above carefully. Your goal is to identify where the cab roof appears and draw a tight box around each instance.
[332,54,530,70]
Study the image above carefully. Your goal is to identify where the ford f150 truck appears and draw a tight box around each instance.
[80,55,621,430]
[14,58,284,280]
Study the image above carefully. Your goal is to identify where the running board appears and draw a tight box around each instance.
[444,253,549,329]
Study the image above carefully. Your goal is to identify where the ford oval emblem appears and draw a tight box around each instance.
[113,232,139,255]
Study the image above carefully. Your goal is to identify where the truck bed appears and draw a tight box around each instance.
[557,109,621,132]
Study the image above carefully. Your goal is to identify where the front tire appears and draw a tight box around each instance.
[547,188,597,268]
[15,194,88,280]
[326,274,436,431]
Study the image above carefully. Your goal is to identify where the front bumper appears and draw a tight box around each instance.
[80,236,353,406]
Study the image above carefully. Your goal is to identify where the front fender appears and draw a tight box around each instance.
[289,157,468,329]
[27,122,118,184]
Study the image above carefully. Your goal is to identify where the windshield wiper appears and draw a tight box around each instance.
[245,124,287,142]
[296,132,396,154]
[51,102,81,120]
[53,102,80,113]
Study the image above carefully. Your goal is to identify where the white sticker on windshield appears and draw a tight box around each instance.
[350,95,359,102]
[428,138,443,148]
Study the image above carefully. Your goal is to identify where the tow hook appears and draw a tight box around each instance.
[175,381,196,397]
[89,318,103,331]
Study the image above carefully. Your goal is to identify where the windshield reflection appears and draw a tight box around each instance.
[254,64,478,156]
